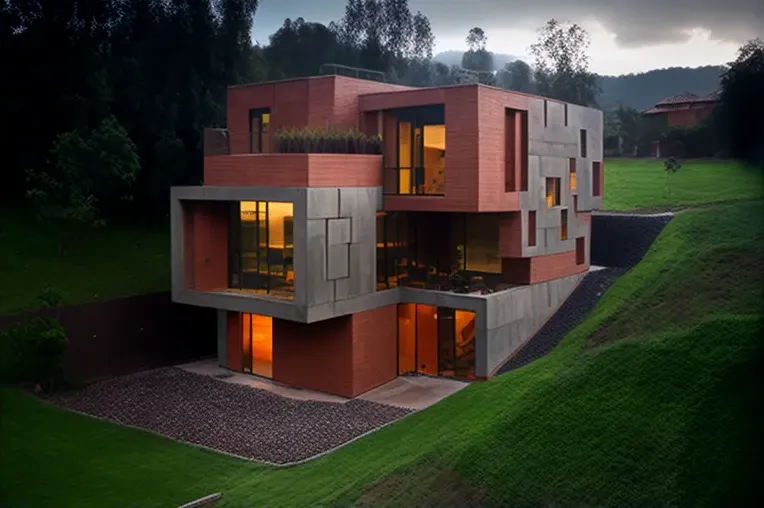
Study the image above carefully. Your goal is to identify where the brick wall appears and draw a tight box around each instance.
[204,153,383,187]
[477,86,528,211]
[184,201,229,291]
[351,305,398,395]
[272,315,355,397]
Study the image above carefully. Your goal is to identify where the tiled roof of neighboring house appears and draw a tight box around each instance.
[643,90,721,115]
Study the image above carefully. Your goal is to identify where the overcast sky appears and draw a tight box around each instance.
[251,0,763,75]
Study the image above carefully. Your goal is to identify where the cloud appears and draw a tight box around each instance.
[414,0,764,48]
[252,0,763,49]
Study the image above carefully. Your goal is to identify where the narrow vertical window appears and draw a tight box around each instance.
[249,108,271,154]
[569,157,577,191]
[520,110,529,191]
[543,100,548,128]
[528,211,536,247]
[505,109,517,192]
[593,161,602,196]
[564,104,569,126]
[580,129,588,158]
[560,209,568,240]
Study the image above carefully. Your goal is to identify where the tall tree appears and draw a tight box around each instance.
[497,59,534,93]
[266,18,342,78]
[330,0,434,74]
[530,19,600,106]
[1,0,263,217]
[461,26,494,77]
[718,38,764,166]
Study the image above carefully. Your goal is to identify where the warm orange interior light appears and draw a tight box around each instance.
[242,313,273,378]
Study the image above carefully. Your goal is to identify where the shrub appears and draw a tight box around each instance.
[0,317,69,392]
[273,127,383,155]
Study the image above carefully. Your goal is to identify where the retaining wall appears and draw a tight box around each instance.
[0,292,216,383]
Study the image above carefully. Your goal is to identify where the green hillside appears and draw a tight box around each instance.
[1,198,761,508]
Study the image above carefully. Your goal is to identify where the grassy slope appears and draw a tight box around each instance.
[1,199,761,508]
[604,159,764,211]
[0,210,169,314]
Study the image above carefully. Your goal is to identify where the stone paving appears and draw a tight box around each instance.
[47,367,412,465]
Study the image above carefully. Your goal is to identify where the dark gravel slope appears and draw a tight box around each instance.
[48,367,411,464]
[498,213,673,375]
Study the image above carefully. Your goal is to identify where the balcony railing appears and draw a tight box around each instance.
[383,167,445,196]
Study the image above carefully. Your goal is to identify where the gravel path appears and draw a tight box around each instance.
[498,214,673,375]
[47,367,412,465]
[497,268,625,375]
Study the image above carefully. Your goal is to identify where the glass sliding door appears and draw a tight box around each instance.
[397,304,476,379]
[416,304,438,375]
[241,313,273,378]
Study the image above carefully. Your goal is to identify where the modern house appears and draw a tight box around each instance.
[171,73,604,397]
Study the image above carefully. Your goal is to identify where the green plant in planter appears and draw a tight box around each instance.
[274,127,383,155]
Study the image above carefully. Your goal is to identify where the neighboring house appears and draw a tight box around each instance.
[171,74,604,397]
[643,91,720,128]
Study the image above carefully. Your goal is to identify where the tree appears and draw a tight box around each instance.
[2,0,263,219]
[497,59,534,93]
[266,18,342,78]
[331,0,434,74]
[530,19,600,106]
[26,115,140,223]
[461,26,494,80]
[465,27,487,52]
[718,38,764,167]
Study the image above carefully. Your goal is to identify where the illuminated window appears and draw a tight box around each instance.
[229,201,294,299]
[546,177,561,208]
[241,313,273,378]
[249,108,271,153]
[569,158,577,191]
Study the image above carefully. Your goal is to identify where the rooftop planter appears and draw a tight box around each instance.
[274,127,383,155]
[203,127,383,187]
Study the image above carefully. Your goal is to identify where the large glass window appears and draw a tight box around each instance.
[465,214,501,273]
[397,304,476,379]
[230,201,294,300]
[386,105,446,196]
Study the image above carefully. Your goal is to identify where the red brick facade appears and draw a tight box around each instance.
[224,305,397,397]
[183,201,229,291]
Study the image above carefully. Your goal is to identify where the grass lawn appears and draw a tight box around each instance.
[0,209,169,315]
[604,158,764,211]
[1,199,761,508]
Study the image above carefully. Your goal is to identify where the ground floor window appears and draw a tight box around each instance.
[397,304,476,379]
[241,313,273,378]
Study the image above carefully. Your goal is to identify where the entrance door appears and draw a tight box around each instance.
[397,304,476,378]
[241,313,273,378]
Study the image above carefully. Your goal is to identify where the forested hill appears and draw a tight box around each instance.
[599,65,725,110]
[434,51,724,110]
